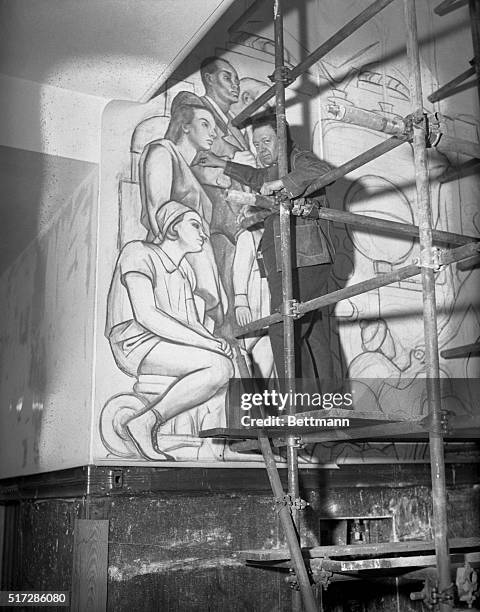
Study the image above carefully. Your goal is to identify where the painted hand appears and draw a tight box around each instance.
[235,306,252,327]
[192,151,226,168]
[260,179,284,195]
[217,337,233,359]
[231,150,256,167]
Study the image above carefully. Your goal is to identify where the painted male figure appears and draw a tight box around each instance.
[192,57,256,242]
[196,114,335,389]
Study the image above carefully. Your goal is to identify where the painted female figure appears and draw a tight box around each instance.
[106,203,233,460]
[139,91,227,328]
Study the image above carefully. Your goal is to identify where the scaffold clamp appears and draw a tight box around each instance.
[274,493,309,513]
[425,112,444,148]
[282,299,301,319]
[291,198,316,217]
[436,583,455,604]
[314,567,334,589]
[441,409,453,436]
[289,435,305,449]
[415,246,445,271]
[269,66,294,85]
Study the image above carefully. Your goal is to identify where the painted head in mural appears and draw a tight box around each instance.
[230,77,270,117]
[251,112,293,167]
[200,57,240,111]
[154,202,207,253]
[164,91,217,151]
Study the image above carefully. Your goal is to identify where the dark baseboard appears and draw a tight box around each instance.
[0,462,479,501]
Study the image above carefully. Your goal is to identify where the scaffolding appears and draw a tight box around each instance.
[201,0,480,609]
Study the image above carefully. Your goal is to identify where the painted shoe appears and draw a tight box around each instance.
[125,411,173,461]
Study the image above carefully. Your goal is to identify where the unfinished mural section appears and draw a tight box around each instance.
[93,0,479,464]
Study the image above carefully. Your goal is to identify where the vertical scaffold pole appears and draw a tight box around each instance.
[469,0,480,107]
[403,1,452,610]
[273,0,299,526]
[273,1,304,609]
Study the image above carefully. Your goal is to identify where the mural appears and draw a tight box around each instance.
[97,1,479,464]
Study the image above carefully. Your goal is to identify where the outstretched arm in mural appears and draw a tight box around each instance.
[232,230,257,327]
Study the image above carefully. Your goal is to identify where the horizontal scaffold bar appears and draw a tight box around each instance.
[312,207,478,246]
[428,64,476,102]
[434,0,469,16]
[302,134,410,195]
[235,242,480,336]
[439,158,480,183]
[440,341,480,359]
[435,134,480,158]
[457,253,480,270]
[231,0,397,127]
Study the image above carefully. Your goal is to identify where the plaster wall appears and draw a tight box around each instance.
[0,163,98,478]
[0,0,478,477]
[92,0,479,466]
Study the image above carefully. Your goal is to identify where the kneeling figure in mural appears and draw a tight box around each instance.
[105,203,234,460]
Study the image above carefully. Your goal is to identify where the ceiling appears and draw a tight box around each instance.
[0,0,236,101]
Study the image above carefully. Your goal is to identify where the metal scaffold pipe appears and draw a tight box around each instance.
[469,0,480,107]
[273,2,313,610]
[231,0,397,127]
[235,241,479,336]
[403,0,452,610]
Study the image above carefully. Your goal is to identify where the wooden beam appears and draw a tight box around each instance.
[440,342,480,359]
[434,0,469,16]
[428,65,476,102]
[457,253,480,270]
[313,207,478,246]
[71,520,109,612]
[240,537,480,562]
[320,551,480,572]
[439,158,480,184]
[231,0,397,126]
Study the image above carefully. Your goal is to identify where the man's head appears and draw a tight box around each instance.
[200,57,240,108]
[251,113,293,167]
[230,77,270,117]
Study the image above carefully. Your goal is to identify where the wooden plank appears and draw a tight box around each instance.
[320,551,480,572]
[200,411,409,439]
[439,158,480,184]
[457,253,480,271]
[434,0,469,15]
[240,537,480,562]
[0,504,4,585]
[71,519,109,612]
[440,342,480,359]
[428,65,476,102]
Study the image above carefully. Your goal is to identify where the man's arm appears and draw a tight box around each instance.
[193,151,267,192]
[224,161,267,192]
[281,150,332,199]
[261,150,332,199]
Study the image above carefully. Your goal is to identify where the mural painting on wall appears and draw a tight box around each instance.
[99,20,479,463]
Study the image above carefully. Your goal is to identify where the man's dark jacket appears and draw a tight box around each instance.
[224,146,334,270]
